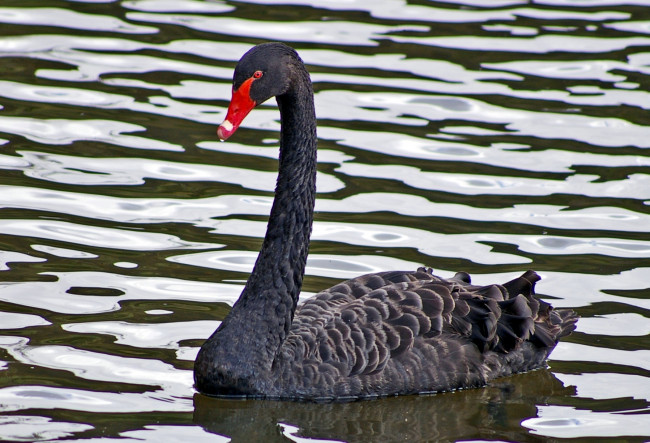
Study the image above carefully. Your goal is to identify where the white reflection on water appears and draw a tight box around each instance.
[0,312,50,330]
[551,342,650,371]
[36,48,231,83]
[0,1,648,441]
[0,384,191,414]
[523,405,650,439]
[62,320,218,350]
[483,59,630,82]
[123,0,234,14]
[0,219,216,251]
[168,250,425,280]
[523,235,650,258]
[311,68,650,112]
[303,49,520,83]
[338,163,650,199]
[116,424,227,442]
[556,372,650,402]
[0,185,261,223]
[303,48,650,110]
[606,19,650,35]
[318,194,650,232]
[198,141,353,164]
[31,244,98,259]
[12,152,343,191]
[0,80,134,108]
[315,90,650,149]
[2,340,193,392]
[201,218,530,264]
[280,423,344,443]
[235,0,627,23]
[0,415,93,441]
[483,23,539,36]
[0,335,195,415]
[531,268,650,310]
[0,33,248,66]
[7,74,218,122]
[391,34,650,55]
[0,251,46,271]
[4,33,650,143]
[0,7,156,34]
[128,13,429,46]
[576,313,650,337]
[3,187,648,234]
[0,272,242,314]
[0,119,181,151]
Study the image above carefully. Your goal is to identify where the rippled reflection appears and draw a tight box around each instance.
[0,0,648,441]
[523,405,650,439]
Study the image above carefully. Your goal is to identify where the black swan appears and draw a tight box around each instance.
[194,42,578,401]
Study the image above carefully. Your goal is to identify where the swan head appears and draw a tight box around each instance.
[218,42,301,141]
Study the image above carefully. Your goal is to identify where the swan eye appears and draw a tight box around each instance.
[253,70,263,79]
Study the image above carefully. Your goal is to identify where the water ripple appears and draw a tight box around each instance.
[0,272,242,314]
[523,405,650,439]
[0,2,648,441]
[0,219,216,251]
[1,339,194,392]
[128,13,429,46]
[0,7,156,34]
[0,415,92,441]
[338,163,650,199]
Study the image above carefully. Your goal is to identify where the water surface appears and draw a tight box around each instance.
[0,0,649,441]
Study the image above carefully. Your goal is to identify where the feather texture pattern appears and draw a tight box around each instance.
[268,268,576,400]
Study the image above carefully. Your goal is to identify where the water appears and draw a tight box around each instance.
[0,0,648,441]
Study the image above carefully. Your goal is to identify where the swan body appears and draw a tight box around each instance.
[194,42,577,401]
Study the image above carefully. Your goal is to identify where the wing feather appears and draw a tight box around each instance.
[278,267,577,391]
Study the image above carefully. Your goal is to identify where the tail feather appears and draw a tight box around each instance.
[555,308,579,338]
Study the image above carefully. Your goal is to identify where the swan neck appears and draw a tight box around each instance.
[196,67,317,389]
[244,77,317,315]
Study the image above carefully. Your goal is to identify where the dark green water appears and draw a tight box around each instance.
[0,1,648,441]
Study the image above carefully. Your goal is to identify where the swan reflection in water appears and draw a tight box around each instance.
[194,369,575,442]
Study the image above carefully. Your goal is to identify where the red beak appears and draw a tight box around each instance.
[217,77,257,141]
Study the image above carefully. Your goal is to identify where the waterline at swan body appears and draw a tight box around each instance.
[193,42,578,401]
